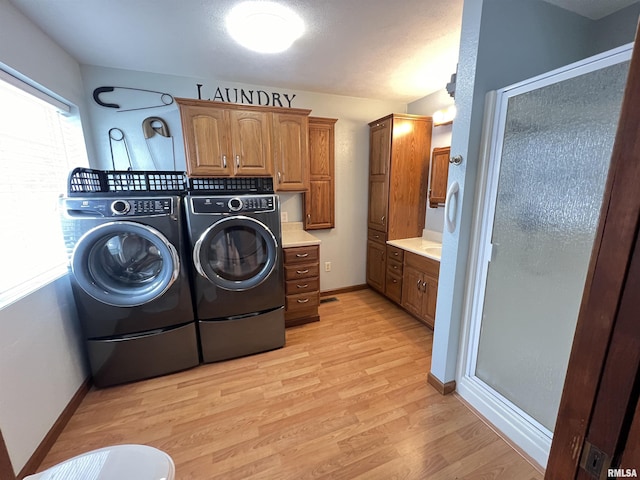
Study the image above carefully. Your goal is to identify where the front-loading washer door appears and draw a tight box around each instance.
[194,216,278,291]
[71,221,180,307]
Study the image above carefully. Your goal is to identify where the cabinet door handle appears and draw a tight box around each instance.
[381,215,386,225]
[236,155,240,168]
[422,281,427,292]
[222,155,227,168]
[278,172,282,184]
[296,269,309,274]
[296,253,309,258]
[296,284,309,289]
[297,298,310,304]
[417,279,422,290]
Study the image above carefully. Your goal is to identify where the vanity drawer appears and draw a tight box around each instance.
[286,277,320,295]
[286,291,320,313]
[285,263,320,280]
[386,245,404,262]
[283,245,319,265]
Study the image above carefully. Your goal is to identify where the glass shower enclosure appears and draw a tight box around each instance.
[459,44,631,466]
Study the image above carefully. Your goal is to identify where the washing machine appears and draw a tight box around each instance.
[60,169,200,387]
[184,177,285,363]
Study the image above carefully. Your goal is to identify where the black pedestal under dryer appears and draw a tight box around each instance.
[60,169,199,387]
[184,177,285,363]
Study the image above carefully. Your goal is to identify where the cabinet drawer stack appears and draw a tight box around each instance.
[385,245,404,304]
[283,245,320,327]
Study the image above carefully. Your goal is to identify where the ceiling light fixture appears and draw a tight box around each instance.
[226,1,305,54]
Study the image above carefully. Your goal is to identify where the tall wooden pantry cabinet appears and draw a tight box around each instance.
[365,113,432,294]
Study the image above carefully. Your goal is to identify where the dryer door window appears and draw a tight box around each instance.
[194,216,278,291]
[71,221,180,307]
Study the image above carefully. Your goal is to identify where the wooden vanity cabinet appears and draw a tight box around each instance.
[401,251,439,328]
[283,245,320,327]
[429,146,450,207]
[304,117,337,230]
[366,113,432,292]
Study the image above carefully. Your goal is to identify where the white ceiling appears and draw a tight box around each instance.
[7,0,639,103]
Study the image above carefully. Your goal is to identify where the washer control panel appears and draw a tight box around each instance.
[64,197,173,217]
[191,195,276,214]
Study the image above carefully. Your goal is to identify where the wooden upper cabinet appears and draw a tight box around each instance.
[179,104,232,176]
[228,110,272,176]
[429,146,450,207]
[272,112,309,191]
[176,98,311,180]
[304,117,337,230]
[366,113,431,239]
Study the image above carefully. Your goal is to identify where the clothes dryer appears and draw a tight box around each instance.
[60,169,199,387]
[184,178,285,363]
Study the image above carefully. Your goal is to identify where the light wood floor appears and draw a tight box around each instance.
[39,289,543,479]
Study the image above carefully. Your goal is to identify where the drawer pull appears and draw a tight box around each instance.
[393,265,398,269]
[296,253,309,258]
[297,298,310,304]
[296,284,309,288]
[393,252,399,256]
[296,269,310,275]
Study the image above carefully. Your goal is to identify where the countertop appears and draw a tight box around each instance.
[387,237,442,261]
[281,222,321,248]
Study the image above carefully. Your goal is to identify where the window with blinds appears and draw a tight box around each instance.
[0,71,88,307]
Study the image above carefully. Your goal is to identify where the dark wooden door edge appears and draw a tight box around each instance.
[0,429,16,480]
[427,371,456,395]
[17,377,91,479]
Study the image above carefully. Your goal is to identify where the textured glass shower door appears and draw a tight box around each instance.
[472,55,629,433]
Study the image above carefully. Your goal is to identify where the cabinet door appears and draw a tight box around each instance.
[273,112,309,191]
[179,105,232,176]
[423,276,438,328]
[366,240,386,293]
[429,147,450,207]
[369,120,391,176]
[229,110,272,176]
[401,265,423,319]
[305,117,337,230]
[368,177,388,231]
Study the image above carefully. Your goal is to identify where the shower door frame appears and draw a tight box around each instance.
[455,43,633,469]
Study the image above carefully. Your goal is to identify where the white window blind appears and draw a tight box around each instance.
[0,72,88,307]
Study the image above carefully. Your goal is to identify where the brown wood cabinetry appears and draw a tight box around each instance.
[272,112,309,191]
[401,251,440,328]
[304,117,337,230]
[429,146,450,208]
[366,229,387,292]
[385,245,404,304]
[366,113,432,292]
[176,98,311,186]
[283,245,320,327]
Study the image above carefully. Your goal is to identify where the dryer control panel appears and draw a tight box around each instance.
[63,197,173,217]
[191,195,276,214]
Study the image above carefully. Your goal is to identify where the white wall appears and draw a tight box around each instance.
[81,66,406,292]
[408,89,455,234]
[0,1,90,474]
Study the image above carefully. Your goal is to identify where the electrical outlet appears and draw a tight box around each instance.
[281,211,288,223]
[325,261,331,272]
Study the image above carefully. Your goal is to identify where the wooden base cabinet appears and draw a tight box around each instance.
[401,251,439,328]
[366,229,386,293]
[283,245,320,327]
